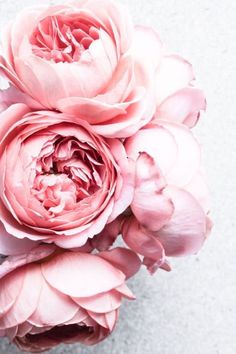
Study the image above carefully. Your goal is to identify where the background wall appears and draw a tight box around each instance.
[0,0,235,353]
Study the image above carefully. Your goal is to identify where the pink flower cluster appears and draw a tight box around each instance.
[0,0,211,352]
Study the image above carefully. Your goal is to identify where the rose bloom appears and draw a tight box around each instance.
[0,245,139,352]
[121,121,212,273]
[0,0,163,138]
[0,104,134,251]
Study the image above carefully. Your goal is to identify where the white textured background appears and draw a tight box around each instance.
[0,0,235,353]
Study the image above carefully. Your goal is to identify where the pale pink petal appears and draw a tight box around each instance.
[99,247,141,279]
[122,217,165,271]
[185,169,210,213]
[130,26,162,83]
[105,310,118,331]
[0,244,56,279]
[88,312,108,329]
[73,291,121,313]
[0,268,24,317]
[131,153,174,231]
[0,85,43,110]
[156,87,206,127]
[0,104,30,145]
[63,308,88,325]
[29,278,78,327]
[107,138,135,222]
[125,124,178,177]
[115,283,135,299]
[41,252,125,297]
[156,186,208,256]
[0,221,38,256]
[0,264,42,329]
[156,54,194,104]
[159,122,201,186]
[92,216,124,251]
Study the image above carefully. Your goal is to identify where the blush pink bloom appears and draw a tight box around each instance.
[0,245,138,352]
[0,104,134,251]
[0,0,163,138]
[122,121,212,273]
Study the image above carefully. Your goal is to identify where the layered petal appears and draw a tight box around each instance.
[41,252,125,297]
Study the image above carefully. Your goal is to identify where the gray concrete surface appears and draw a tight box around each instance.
[0,0,235,353]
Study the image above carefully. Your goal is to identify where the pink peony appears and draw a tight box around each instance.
[122,121,212,273]
[0,104,134,251]
[0,245,139,352]
[0,0,163,138]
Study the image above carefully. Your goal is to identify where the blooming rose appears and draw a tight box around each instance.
[121,121,212,273]
[0,0,162,138]
[0,245,139,352]
[0,104,134,251]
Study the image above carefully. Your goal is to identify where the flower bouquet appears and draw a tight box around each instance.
[0,0,211,352]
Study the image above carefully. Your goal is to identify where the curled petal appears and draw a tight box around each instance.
[92,216,124,251]
[131,152,174,231]
[122,217,165,272]
[99,247,141,279]
[0,221,38,257]
[156,186,208,257]
[155,87,206,128]
[0,244,56,280]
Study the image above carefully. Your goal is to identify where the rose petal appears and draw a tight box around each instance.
[41,252,125,297]
[156,186,208,256]
[99,247,141,279]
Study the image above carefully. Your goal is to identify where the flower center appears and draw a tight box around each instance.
[30,15,100,63]
[32,136,103,215]
[24,324,94,343]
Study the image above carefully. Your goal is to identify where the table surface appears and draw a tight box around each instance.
[0,0,235,353]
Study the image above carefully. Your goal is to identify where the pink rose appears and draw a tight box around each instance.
[0,245,138,352]
[0,104,134,251]
[0,0,162,138]
[122,121,212,273]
